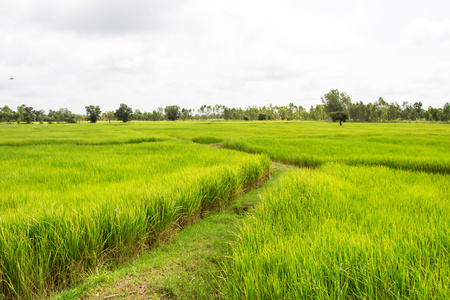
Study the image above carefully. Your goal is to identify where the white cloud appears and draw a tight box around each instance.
[29,0,180,35]
[403,18,450,46]
[1,0,450,114]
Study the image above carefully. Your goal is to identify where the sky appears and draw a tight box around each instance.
[1,0,449,114]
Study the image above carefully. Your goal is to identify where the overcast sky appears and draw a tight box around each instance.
[1,0,449,114]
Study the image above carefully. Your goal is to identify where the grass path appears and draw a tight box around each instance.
[49,165,288,300]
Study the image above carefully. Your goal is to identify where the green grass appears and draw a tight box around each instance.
[0,122,170,146]
[218,122,450,173]
[49,168,288,300]
[1,121,448,299]
[225,163,450,299]
[0,138,269,299]
[53,213,238,300]
[4,121,446,172]
[192,136,223,144]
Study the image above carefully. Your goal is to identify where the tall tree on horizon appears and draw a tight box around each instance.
[85,105,101,123]
[115,103,133,123]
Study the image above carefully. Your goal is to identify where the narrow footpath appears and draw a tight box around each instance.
[50,163,290,300]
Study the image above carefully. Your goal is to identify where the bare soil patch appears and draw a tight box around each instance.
[271,162,292,170]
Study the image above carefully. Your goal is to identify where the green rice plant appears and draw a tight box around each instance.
[192,136,223,144]
[1,121,448,298]
[225,163,450,299]
[0,122,169,147]
[220,123,450,173]
[0,140,269,299]
[2,122,448,174]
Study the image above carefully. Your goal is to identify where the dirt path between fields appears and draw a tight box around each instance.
[60,143,291,300]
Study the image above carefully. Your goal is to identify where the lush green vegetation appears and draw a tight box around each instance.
[4,121,447,172]
[49,168,287,300]
[0,121,448,299]
[220,122,450,173]
[0,129,269,299]
[0,123,168,146]
[2,89,450,123]
[13,120,442,174]
[225,164,450,299]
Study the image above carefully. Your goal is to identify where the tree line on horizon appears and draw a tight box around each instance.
[1,90,449,124]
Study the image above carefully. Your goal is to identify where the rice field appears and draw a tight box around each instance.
[2,122,449,174]
[217,122,450,173]
[0,121,448,299]
[0,128,269,299]
[224,164,450,299]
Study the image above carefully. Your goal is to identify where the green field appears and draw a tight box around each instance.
[225,164,450,299]
[0,121,449,299]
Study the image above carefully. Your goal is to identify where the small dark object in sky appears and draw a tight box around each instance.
[9,77,14,80]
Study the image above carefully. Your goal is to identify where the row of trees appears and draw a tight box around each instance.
[0,104,135,124]
[84,104,133,123]
[320,89,450,124]
[1,90,449,124]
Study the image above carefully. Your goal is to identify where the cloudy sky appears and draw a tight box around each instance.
[1,0,449,114]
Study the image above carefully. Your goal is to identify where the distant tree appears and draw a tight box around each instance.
[198,105,207,119]
[321,89,352,116]
[115,103,133,122]
[287,102,297,120]
[376,97,389,122]
[297,105,306,120]
[213,104,224,119]
[388,102,402,121]
[165,105,180,121]
[18,105,35,124]
[151,109,163,121]
[401,101,413,120]
[47,109,56,122]
[46,116,55,124]
[442,102,450,122]
[413,101,423,120]
[3,112,13,122]
[206,105,213,119]
[17,105,25,123]
[180,108,192,120]
[276,106,287,120]
[47,108,75,123]
[1,105,11,113]
[35,109,46,123]
[300,109,310,120]
[102,111,115,124]
[133,109,143,120]
[367,102,379,122]
[315,104,327,120]
[142,112,152,121]
[85,105,101,123]
[427,106,438,121]
[75,115,85,123]
[37,114,44,124]
[329,111,349,126]
[60,108,75,123]
[0,105,14,122]
[244,106,258,120]
[11,112,21,124]
[67,114,77,123]
[266,104,276,120]
[198,105,214,120]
